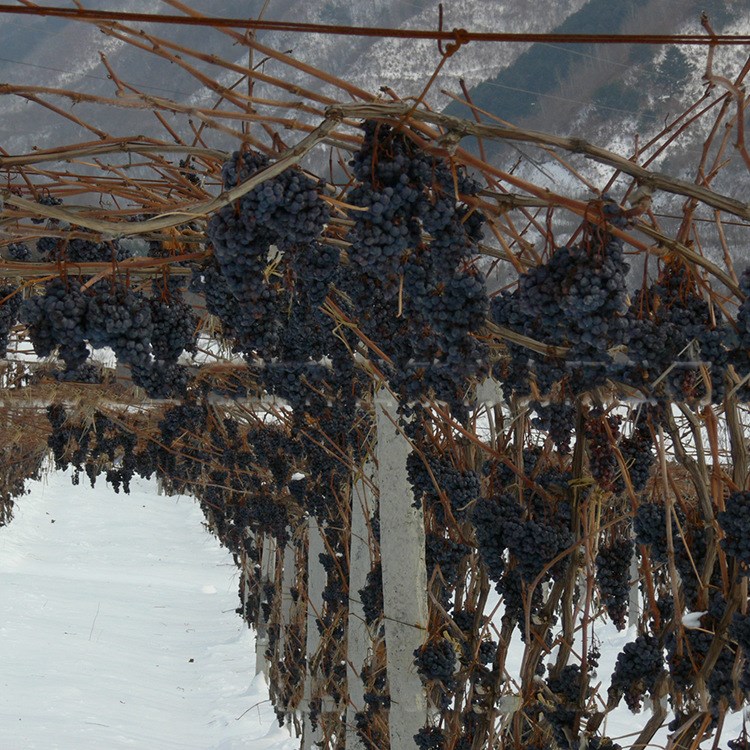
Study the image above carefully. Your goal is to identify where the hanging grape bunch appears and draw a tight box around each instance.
[609,634,665,711]
[19,277,195,397]
[595,536,634,630]
[149,278,198,364]
[718,492,750,569]
[0,285,22,358]
[492,207,630,401]
[206,148,330,358]
[618,260,732,403]
[341,120,489,417]
[20,278,90,372]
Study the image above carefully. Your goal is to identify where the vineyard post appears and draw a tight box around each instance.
[255,533,276,678]
[629,548,640,627]
[302,516,325,749]
[278,533,296,657]
[241,528,256,622]
[345,458,375,750]
[375,387,429,747]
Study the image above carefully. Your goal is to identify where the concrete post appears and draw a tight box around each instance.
[278,537,296,656]
[255,534,277,678]
[302,517,326,749]
[346,459,376,750]
[629,548,640,627]
[375,388,429,748]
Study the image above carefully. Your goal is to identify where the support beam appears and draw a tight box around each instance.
[302,517,326,750]
[375,388,429,748]
[346,459,375,750]
[629,549,640,628]
[255,534,277,678]
[278,536,296,656]
[240,528,257,625]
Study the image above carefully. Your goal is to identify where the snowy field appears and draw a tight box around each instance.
[0,471,297,750]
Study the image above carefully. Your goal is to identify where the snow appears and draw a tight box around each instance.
[2,464,749,748]
[0,470,298,750]
[682,610,707,629]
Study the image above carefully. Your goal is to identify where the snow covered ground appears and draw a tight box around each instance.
[3,467,749,749]
[0,470,298,750]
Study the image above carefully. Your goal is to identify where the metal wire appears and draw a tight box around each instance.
[0,5,747,45]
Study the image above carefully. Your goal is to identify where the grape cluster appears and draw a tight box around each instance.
[735,269,750,374]
[54,361,103,384]
[492,232,630,400]
[496,573,527,627]
[618,262,730,402]
[595,537,633,630]
[220,149,329,248]
[131,360,191,399]
[7,242,30,261]
[291,240,339,307]
[426,534,471,589]
[718,492,750,568]
[503,517,572,583]
[543,705,578,749]
[531,401,576,453]
[667,622,740,709]
[547,664,583,703]
[471,493,522,582]
[86,282,152,365]
[414,639,457,689]
[206,148,330,359]
[20,279,89,370]
[20,272,198,396]
[199,260,245,341]
[472,483,570,630]
[414,726,446,750]
[585,408,622,491]
[341,120,488,416]
[636,508,705,611]
[150,289,198,363]
[633,502,675,562]
[206,205,286,355]
[708,641,739,707]
[731,612,750,651]
[619,421,654,492]
[41,236,131,263]
[408,451,480,522]
[0,285,22,358]
[359,562,383,627]
[158,403,207,445]
[609,634,664,711]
